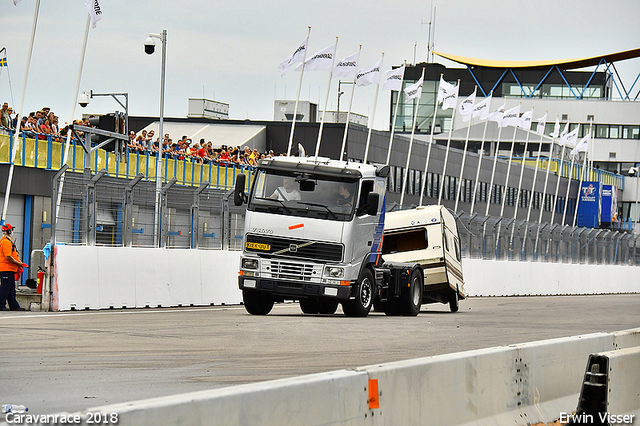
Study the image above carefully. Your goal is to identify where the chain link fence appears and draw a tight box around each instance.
[456,212,640,265]
[52,172,246,250]
[51,171,640,266]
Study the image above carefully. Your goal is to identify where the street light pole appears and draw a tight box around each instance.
[146,29,167,248]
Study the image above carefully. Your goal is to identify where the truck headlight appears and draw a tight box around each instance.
[242,258,259,270]
[324,266,344,278]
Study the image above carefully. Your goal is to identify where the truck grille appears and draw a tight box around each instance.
[245,234,343,262]
[270,261,314,281]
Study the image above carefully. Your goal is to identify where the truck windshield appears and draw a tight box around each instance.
[248,169,358,221]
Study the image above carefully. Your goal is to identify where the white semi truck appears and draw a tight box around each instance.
[233,156,464,317]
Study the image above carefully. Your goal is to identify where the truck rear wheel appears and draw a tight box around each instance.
[400,269,422,316]
[342,269,374,317]
[242,290,274,315]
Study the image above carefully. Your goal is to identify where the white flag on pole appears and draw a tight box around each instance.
[333,51,360,79]
[296,44,336,72]
[278,36,308,77]
[550,117,561,138]
[558,121,570,146]
[85,0,103,29]
[356,57,383,87]
[437,76,458,110]
[472,95,492,119]
[570,133,589,157]
[501,104,521,128]
[487,103,506,126]
[518,109,533,130]
[458,90,476,122]
[535,113,547,135]
[383,64,405,91]
[403,73,424,101]
[564,127,579,149]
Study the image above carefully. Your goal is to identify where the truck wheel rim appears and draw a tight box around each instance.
[361,278,372,307]
[411,276,421,306]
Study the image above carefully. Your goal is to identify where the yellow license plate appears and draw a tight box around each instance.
[246,242,271,251]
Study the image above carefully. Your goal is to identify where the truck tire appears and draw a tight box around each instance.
[449,289,459,313]
[342,269,374,317]
[299,298,319,314]
[317,300,339,315]
[400,269,422,316]
[242,290,274,315]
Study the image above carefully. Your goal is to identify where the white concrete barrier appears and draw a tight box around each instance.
[13,328,637,426]
[52,246,242,311]
[51,247,640,311]
[462,259,640,296]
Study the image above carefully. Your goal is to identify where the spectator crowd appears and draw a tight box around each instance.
[1,101,285,168]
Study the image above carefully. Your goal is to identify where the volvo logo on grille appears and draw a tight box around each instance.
[289,244,298,252]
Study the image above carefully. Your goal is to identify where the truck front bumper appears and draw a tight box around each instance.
[239,276,353,300]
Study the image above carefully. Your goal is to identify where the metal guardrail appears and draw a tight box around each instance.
[456,212,640,265]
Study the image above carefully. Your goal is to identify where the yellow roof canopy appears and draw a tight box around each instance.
[433,48,640,70]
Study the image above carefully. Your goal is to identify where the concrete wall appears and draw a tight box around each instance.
[50,248,639,311]
[15,328,638,426]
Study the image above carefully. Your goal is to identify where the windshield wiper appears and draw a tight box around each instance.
[297,201,338,219]
[255,197,290,213]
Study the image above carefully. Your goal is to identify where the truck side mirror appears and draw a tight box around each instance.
[366,192,379,216]
[234,174,247,206]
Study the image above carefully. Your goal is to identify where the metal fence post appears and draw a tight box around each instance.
[123,174,144,247]
[191,182,209,249]
[159,178,177,248]
[86,169,107,246]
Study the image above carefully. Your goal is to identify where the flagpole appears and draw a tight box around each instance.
[342,45,361,161]
[529,123,548,222]
[470,93,493,215]
[314,37,339,158]
[362,54,382,163]
[499,103,521,218]
[286,26,311,156]
[513,107,533,221]
[400,68,425,208]
[549,141,564,225]
[562,149,577,226]
[385,59,404,166]
[437,80,460,205]
[419,73,443,206]
[55,14,91,223]
[572,122,593,227]
[1,0,41,224]
[549,116,564,225]
[485,122,505,217]
[454,86,477,212]
[573,149,589,228]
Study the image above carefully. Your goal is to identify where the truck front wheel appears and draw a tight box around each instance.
[342,269,374,317]
[400,269,422,316]
[242,290,274,315]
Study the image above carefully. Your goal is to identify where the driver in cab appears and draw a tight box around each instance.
[269,177,301,201]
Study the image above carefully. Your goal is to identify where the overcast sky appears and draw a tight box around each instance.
[1,0,639,132]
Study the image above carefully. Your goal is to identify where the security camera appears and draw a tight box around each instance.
[78,93,90,108]
[144,37,156,55]
[629,167,638,177]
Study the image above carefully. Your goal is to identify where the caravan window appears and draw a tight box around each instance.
[382,229,428,254]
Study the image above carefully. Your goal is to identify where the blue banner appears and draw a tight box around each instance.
[600,185,617,224]
[576,181,602,228]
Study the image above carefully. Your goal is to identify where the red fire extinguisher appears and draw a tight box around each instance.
[37,270,45,295]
